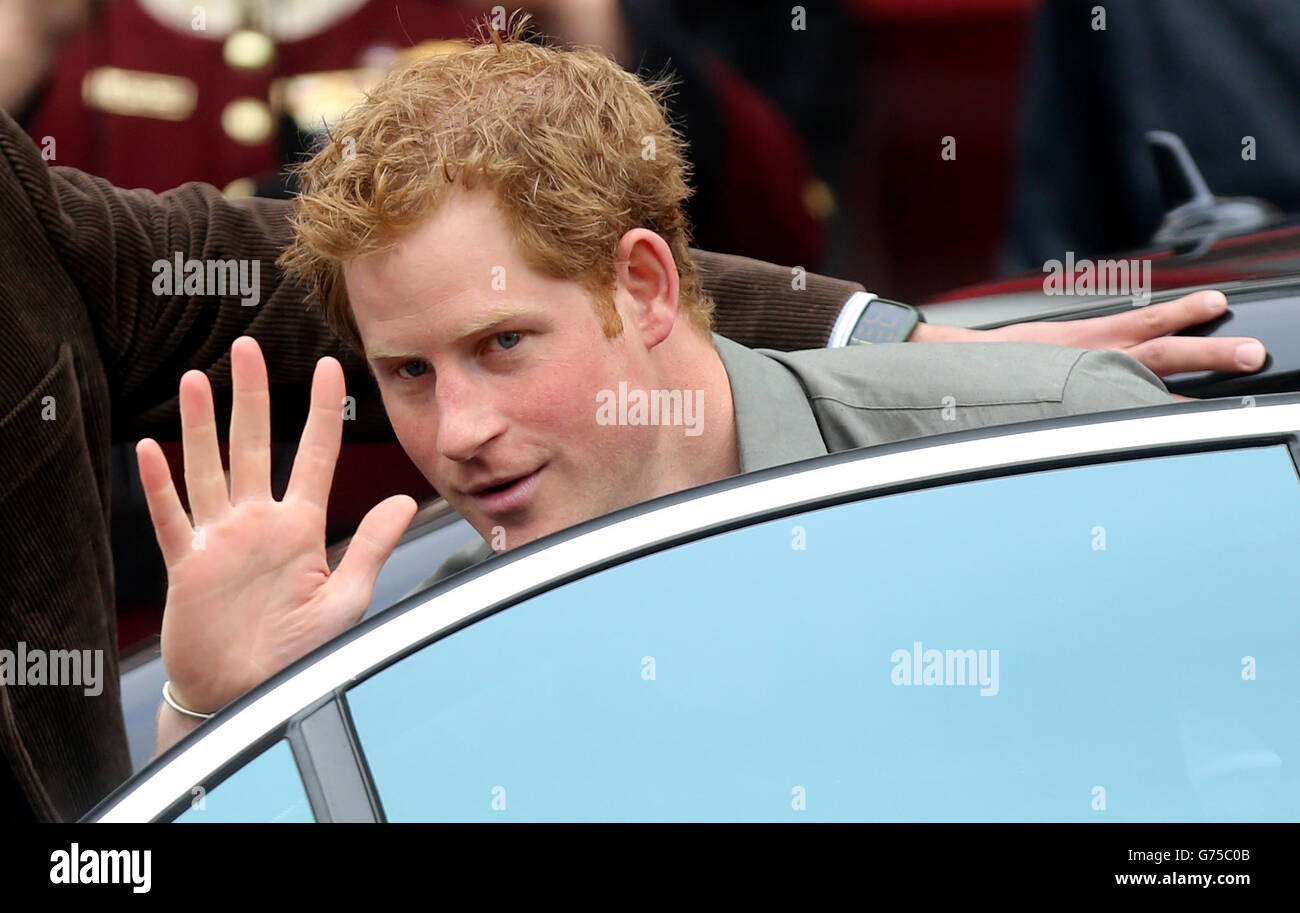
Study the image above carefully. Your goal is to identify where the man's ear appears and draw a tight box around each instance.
[615,229,680,349]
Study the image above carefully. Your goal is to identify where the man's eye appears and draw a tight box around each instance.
[396,359,430,380]
[490,331,523,352]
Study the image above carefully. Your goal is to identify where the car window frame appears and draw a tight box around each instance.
[87,393,1300,822]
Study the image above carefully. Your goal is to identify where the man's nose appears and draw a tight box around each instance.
[434,371,506,462]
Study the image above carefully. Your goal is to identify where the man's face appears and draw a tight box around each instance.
[344,187,667,551]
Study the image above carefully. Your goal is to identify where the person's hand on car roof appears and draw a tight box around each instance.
[918,290,1265,384]
[136,336,417,754]
[965,290,1265,379]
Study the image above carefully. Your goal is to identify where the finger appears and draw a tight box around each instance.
[1073,290,1228,348]
[136,438,193,567]
[286,357,346,510]
[228,336,272,503]
[1125,335,1267,378]
[179,369,230,524]
[329,495,419,625]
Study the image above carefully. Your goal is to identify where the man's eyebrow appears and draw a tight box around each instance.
[365,344,422,361]
[450,305,535,344]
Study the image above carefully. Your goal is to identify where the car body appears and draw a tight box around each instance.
[96,391,1300,822]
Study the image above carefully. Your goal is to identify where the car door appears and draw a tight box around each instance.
[91,395,1300,822]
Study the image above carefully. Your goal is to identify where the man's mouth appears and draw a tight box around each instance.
[464,465,545,515]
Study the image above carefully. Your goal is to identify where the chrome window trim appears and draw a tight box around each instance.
[827,290,878,347]
[93,400,1300,822]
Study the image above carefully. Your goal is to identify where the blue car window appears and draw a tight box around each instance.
[347,445,1300,821]
[174,739,313,823]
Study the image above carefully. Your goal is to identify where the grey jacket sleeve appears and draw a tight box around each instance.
[771,341,1173,454]
[1059,348,1173,414]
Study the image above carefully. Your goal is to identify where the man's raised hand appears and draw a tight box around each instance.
[136,336,417,723]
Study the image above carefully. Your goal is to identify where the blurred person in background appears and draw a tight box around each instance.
[1002,0,1300,270]
[6,0,830,266]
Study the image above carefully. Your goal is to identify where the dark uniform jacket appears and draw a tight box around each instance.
[21,0,825,266]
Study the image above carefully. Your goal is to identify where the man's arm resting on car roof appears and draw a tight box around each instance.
[1059,347,1178,411]
[695,249,1264,379]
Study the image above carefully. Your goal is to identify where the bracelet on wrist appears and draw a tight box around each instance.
[162,680,214,720]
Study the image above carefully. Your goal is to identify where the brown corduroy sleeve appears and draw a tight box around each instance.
[693,249,865,352]
[26,160,392,443]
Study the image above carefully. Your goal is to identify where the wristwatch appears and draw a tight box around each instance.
[829,292,926,346]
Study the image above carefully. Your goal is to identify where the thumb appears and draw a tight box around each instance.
[329,494,419,625]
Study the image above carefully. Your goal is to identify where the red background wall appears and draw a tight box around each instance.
[841,0,1038,302]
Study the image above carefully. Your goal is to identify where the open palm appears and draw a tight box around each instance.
[136,337,417,715]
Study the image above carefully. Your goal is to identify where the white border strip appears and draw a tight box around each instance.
[96,401,1300,821]
[827,291,878,347]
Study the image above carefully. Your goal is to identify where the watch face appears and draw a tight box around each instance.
[849,300,913,345]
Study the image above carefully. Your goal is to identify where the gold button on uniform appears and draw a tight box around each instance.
[221,98,274,145]
[802,178,837,221]
[222,177,257,198]
[224,29,276,70]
